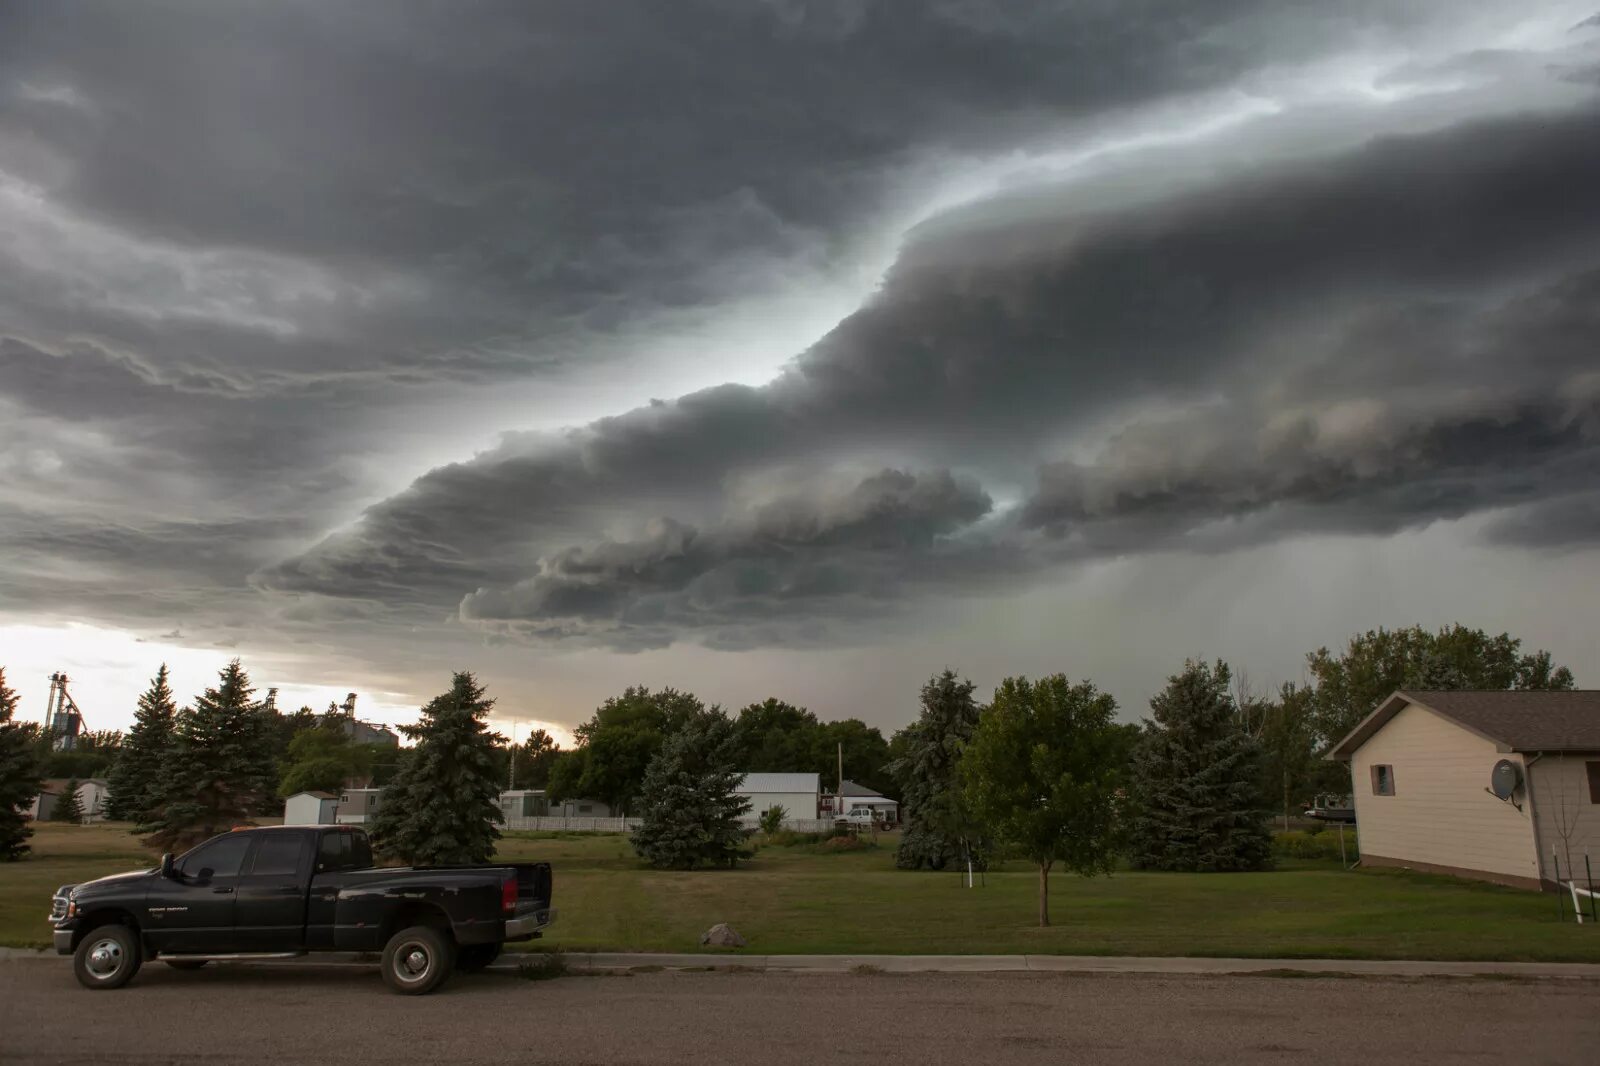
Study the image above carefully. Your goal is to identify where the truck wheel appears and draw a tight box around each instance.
[382,925,455,995]
[456,943,502,973]
[73,924,142,990]
[164,959,210,971]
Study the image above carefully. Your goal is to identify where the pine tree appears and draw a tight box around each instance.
[0,667,43,860]
[1130,660,1273,872]
[630,711,751,869]
[371,673,505,865]
[140,660,274,852]
[887,670,985,871]
[52,777,85,823]
[105,665,178,822]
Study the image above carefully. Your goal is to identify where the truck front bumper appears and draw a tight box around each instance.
[505,907,556,942]
[53,927,74,955]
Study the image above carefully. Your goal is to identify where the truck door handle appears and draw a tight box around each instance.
[212,887,234,894]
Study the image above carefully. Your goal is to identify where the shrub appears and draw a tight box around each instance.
[758,805,787,835]
[763,829,829,848]
[517,949,569,981]
[1273,829,1357,861]
[817,834,869,853]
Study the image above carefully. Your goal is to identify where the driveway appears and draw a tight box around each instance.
[1,960,1594,1065]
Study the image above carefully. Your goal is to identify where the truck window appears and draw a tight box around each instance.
[249,834,308,878]
[317,831,351,872]
[178,833,252,879]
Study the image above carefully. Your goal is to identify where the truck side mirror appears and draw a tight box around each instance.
[159,853,175,879]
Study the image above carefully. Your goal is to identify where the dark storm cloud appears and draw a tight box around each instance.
[457,469,996,648]
[4,1,1598,662]
[263,100,1600,648]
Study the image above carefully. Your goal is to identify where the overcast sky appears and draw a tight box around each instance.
[3,1,1599,741]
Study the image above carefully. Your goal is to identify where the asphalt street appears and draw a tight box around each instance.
[1,960,1595,1065]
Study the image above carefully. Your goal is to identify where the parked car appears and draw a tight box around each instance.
[48,825,554,995]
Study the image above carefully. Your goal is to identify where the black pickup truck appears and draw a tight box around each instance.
[49,825,554,994]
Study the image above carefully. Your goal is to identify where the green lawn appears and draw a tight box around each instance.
[6,823,1598,961]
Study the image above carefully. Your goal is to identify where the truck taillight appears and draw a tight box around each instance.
[501,875,518,914]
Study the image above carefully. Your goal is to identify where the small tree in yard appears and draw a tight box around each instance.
[631,712,751,869]
[759,804,787,835]
[372,673,505,865]
[0,667,43,860]
[1130,660,1272,872]
[888,669,985,871]
[963,675,1124,927]
[52,778,85,823]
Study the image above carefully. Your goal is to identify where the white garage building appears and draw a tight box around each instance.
[735,773,820,827]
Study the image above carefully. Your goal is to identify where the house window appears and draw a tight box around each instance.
[1371,764,1396,796]
[1586,762,1600,804]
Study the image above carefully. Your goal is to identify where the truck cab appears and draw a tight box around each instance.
[50,825,554,995]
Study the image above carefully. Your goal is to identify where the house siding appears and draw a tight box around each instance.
[1351,703,1540,885]
[737,791,819,824]
[1527,753,1600,883]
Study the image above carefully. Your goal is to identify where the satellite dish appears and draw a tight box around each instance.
[1490,759,1522,800]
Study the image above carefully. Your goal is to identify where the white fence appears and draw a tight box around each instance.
[505,816,642,833]
[504,816,846,834]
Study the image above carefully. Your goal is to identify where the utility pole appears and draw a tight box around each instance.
[837,741,844,810]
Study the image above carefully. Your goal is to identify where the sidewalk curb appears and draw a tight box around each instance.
[8,946,1598,979]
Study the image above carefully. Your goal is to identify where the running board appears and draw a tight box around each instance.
[157,951,308,962]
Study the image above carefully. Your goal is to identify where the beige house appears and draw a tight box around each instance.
[1329,690,1600,890]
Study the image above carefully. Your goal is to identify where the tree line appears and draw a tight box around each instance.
[0,622,1577,901]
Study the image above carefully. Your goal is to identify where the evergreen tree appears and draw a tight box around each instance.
[630,711,751,869]
[0,667,43,861]
[106,665,178,822]
[887,669,984,870]
[1130,660,1272,872]
[140,660,275,852]
[371,673,505,865]
[52,778,85,823]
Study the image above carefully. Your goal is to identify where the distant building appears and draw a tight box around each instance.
[735,773,820,825]
[284,791,341,825]
[335,787,385,824]
[500,790,549,819]
[552,797,613,818]
[28,779,111,823]
[821,779,899,824]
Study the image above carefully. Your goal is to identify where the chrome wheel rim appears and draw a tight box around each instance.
[394,942,431,983]
[85,937,123,979]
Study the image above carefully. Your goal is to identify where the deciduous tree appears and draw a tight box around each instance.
[963,675,1124,926]
[278,724,376,797]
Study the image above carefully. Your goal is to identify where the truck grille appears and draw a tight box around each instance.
[49,891,70,924]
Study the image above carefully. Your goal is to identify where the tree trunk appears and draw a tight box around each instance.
[1037,862,1051,927]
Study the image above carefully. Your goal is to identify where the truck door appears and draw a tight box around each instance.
[143,832,255,955]
[234,831,314,951]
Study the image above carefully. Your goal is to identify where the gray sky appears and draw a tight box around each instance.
[3,1,1598,740]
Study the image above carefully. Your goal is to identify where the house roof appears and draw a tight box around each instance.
[1328,690,1600,759]
[836,779,885,798]
[40,778,107,793]
[288,790,338,800]
[737,772,820,793]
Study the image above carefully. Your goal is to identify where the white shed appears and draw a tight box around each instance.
[283,791,340,825]
[735,772,820,826]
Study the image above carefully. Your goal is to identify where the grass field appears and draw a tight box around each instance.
[5,822,1599,961]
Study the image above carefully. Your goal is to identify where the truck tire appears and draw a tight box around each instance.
[456,943,502,973]
[163,959,210,971]
[382,925,456,995]
[72,923,142,990]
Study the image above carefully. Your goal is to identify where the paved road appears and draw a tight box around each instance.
[1,960,1595,1065]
